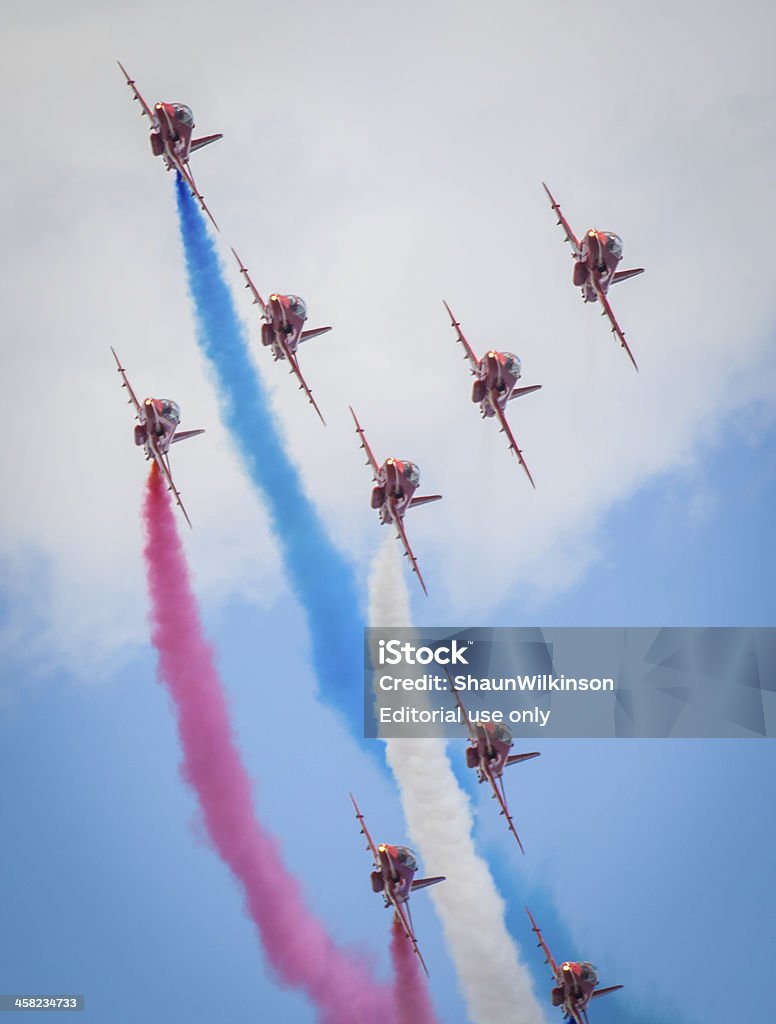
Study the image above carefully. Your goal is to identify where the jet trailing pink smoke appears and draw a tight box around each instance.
[390,919,440,1024]
[141,464,392,1023]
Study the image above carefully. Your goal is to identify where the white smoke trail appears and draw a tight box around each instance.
[369,537,546,1024]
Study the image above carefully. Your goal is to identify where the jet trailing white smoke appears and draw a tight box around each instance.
[368,538,545,1024]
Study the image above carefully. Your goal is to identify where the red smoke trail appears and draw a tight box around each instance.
[142,464,392,1023]
[390,919,440,1024]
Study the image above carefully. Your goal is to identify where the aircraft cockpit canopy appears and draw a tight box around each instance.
[173,104,194,128]
[403,462,420,487]
[288,295,308,320]
[160,399,181,424]
[491,722,513,745]
[579,963,599,984]
[503,352,522,377]
[605,233,623,258]
[394,846,417,871]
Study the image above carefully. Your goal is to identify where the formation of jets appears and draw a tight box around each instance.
[116,62,645,594]
[115,65,640,1005]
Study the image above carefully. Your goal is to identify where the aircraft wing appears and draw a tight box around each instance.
[349,407,381,479]
[443,300,479,374]
[525,906,561,983]
[175,160,219,232]
[231,248,268,315]
[492,398,536,488]
[389,505,429,597]
[593,279,639,371]
[350,794,380,867]
[111,346,143,420]
[152,447,193,528]
[170,428,205,445]
[488,770,527,854]
[542,182,580,255]
[278,337,326,425]
[117,61,156,122]
[509,384,543,402]
[506,750,541,766]
[391,897,431,977]
[591,985,624,1001]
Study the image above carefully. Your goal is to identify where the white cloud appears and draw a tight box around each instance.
[1,0,774,668]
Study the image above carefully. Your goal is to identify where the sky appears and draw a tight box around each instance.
[1,0,775,1021]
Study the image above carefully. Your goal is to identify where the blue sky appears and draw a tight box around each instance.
[2,418,774,1023]
[2,1,775,1021]
[531,401,776,628]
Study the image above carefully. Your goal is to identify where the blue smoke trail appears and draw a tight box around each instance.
[174,174,362,727]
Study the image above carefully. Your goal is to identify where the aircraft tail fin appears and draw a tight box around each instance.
[591,985,624,1000]
[611,268,644,285]
[409,494,442,508]
[509,384,543,401]
[506,751,541,766]
[190,133,223,153]
[410,875,446,892]
[171,429,205,445]
[299,326,333,343]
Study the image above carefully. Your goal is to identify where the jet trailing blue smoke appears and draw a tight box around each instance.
[487,857,673,1024]
[174,174,362,727]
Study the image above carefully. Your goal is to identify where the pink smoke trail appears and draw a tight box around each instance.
[142,464,392,1023]
[390,919,440,1024]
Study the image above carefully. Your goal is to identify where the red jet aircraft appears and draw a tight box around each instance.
[542,183,644,371]
[349,407,441,595]
[453,689,539,853]
[232,249,331,424]
[350,795,445,976]
[111,348,204,527]
[525,907,623,1024]
[118,61,222,230]
[443,300,542,487]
